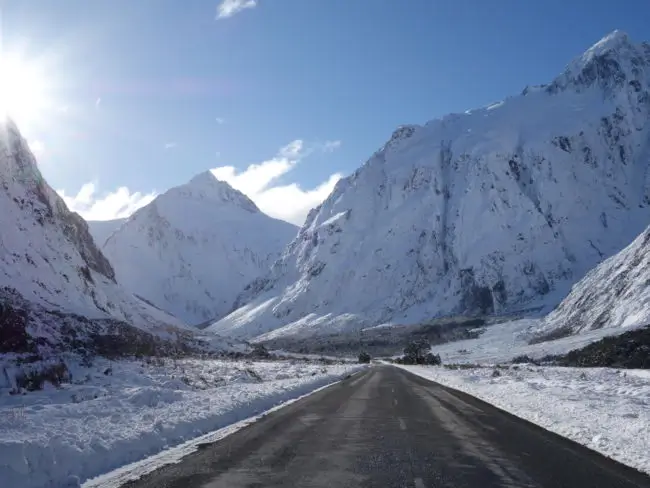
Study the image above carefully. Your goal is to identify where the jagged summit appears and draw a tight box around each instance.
[587,30,632,54]
[549,30,649,94]
[184,170,230,193]
[162,170,259,213]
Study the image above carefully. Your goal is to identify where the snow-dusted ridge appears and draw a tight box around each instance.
[99,171,298,325]
[210,30,650,340]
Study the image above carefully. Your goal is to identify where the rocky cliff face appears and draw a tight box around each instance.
[209,31,650,340]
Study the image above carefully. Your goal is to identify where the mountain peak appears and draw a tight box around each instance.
[549,30,647,94]
[187,170,221,188]
[211,32,650,341]
[171,170,259,213]
[99,168,298,324]
[574,30,635,67]
[588,30,631,52]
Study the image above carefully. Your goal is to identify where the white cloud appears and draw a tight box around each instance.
[55,138,342,225]
[28,140,45,157]
[58,183,157,221]
[321,140,342,152]
[95,98,101,109]
[211,139,343,225]
[216,0,257,19]
[215,117,225,124]
[253,174,342,225]
[279,139,306,159]
[164,142,177,149]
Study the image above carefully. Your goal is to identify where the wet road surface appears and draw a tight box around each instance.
[123,366,650,488]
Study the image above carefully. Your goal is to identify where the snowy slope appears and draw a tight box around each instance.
[88,218,126,247]
[0,119,191,353]
[210,31,650,340]
[538,225,650,337]
[101,171,298,325]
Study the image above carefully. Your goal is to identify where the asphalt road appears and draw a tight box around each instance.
[122,366,650,488]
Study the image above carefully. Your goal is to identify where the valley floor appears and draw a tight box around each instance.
[0,356,362,488]
[398,364,650,476]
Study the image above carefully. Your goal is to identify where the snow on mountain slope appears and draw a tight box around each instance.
[0,120,191,353]
[537,225,650,338]
[88,218,126,247]
[210,31,650,340]
[101,171,298,325]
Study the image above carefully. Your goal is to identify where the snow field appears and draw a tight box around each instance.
[0,357,363,488]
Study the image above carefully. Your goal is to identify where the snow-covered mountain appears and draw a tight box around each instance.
[88,218,126,247]
[100,171,298,325]
[0,119,192,354]
[210,31,650,340]
[537,224,650,338]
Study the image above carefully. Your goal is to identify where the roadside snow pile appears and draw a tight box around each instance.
[398,365,650,475]
[0,357,362,488]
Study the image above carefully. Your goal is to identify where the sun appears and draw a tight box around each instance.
[0,52,50,128]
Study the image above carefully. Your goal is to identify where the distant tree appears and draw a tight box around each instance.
[511,355,535,365]
[358,351,371,364]
[251,343,271,359]
[402,338,432,364]
[423,352,442,366]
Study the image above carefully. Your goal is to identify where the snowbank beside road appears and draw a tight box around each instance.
[0,358,362,488]
[397,364,650,475]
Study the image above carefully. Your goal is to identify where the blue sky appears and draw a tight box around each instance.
[3,0,650,224]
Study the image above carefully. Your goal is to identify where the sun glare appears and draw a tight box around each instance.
[0,53,50,128]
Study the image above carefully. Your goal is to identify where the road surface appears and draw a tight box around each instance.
[123,366,650,488]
